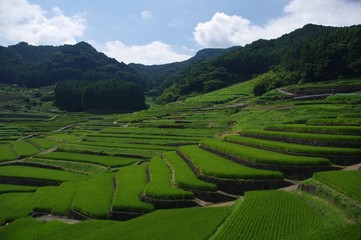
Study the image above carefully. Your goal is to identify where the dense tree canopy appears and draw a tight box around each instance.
[157,24,361,102]
[54,80,147,112]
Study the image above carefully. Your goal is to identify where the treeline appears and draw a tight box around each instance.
[157,24,361,102]
[54,80,147,112]
[0,42,147,89]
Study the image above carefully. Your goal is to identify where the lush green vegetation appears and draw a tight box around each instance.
[46,133,79,142]
[27,138,59,150]
[144,157,194,200]
[164,151,217,191]
[0,144,17,162]
[113,165,154,213]
[0,193,34,225]
[266,124,361,135]
[36,151,139,168]
[0,184,37,194]
[242,129,361,147]
[25,158,107,176]
[11,140,40,158]
[0,23,360,240]
[31,181,83,215]
[212,190,323,240]
[0,166,90,182]
[71,173,114,219]
[201,139,330,165]
[55,80,146,111]
[0,206,231,240]
[179,145,282,179]
[226,135,361,156]
[314,171,361,202]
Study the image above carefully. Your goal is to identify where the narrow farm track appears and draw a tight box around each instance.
[35,214,80,224]
[343,163,361,171]
[276,87,294,96]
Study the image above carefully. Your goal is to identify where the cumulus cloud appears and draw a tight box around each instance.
[141,10,153,21]
[103,41,192,65]
[194,0,361,48]
[0,0,86,46]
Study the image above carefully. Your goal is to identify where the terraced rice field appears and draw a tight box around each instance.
[313,170,361,202]
[0,144,17,162]
[31,181,83,215]
[225,135,361,157]
[113,165,154,213]
[212,191,323,240]
[241,129,361,148]
[164,151,217,191]
[71,173,114,219]
[0,166,90,183]
[179,145,283,179]
[201,139,330,166]
[36,151,140,168]
[11,141,40,158]
[0,184,37,194]
[144,157,194,200]
[266,124,361,135]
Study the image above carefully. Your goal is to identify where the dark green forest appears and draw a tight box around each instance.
[0,24,360,109]
[54,80,147,111]
[156,24,361,102]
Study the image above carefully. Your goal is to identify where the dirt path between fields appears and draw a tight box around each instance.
[36,214,80,224]
[342,163,361,171]
[276,88,294,96]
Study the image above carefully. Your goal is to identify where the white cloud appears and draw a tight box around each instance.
[103,41,192,65]
[194,0,361,48]
[0,0,86,46]
[141,10,153,21]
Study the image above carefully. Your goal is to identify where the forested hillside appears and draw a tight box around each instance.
[157,24,361,103]
[0,42,142,88]
[0,24,360,107]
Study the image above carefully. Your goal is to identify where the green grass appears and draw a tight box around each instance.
[112,165,154,213]
[59,143,164,158]
[101,127,216,138]
[0,184,37,194]
[164,151,217,191]
[212,190,323,240]
[242,129,361,146]
[0,193,34,225]
[37,151,140,167]
[180,145,282,179]
[31,181,83,215]
[313,170,361,202]
[46,134,78,142]
[201,139,330,166]
[307,118,361,126]
[225,134,361,156]
[0,144,17,162]
[0,206,231,240]
[11,140,40,158]
[85,133,201,141]
[186,79,254,104]
[84,136,198,147]
[71,173,114,219]
[25,158,107,176]
[144,157,194,200]
[27,138,59,150]
[266,124,361,135]
[0,166,90,182]
[76,140,177,151]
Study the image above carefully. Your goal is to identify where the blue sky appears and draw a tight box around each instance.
[1,0,361,65]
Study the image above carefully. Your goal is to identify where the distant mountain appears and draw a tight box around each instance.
[156,24,361,103]
[0,41,236,93]
[0,41,141,88]
[129,46,239,95]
